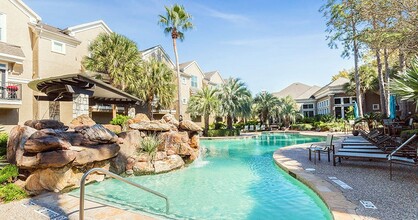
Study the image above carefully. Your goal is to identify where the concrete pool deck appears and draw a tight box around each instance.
[273,133,417,220]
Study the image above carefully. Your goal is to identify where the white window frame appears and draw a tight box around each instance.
[191,76,198,88]
[372,104,380,110]
[0,13,6,42]
[181,76,186,85]
[51,40,66,54]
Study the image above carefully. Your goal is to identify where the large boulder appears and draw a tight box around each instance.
[102,124,122,133]
[18,150,76,169]
[69,114,96,128]
[73,144,120,166]
[128,113,150,124]
[189,134,200,149]
[129,121,171,132]
[24,135,72,153]
[158,131,189,153]
[75,124,118,144]
[132,161,154,175]
[7,125,37,164]
[154,155,184,173]
[161,114,179,127]
[24,120,67,131]
[179,120,203,132]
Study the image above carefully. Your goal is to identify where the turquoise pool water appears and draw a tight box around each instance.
[75,133,332,220]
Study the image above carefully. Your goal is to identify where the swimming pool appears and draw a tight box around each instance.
[75,133,332,220]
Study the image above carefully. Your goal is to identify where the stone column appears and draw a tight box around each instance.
[72,93,89,118]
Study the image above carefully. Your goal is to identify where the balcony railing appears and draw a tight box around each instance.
[0,82,22,101]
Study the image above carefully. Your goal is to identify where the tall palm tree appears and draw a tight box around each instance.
[278,96,301,128]
[218,78,252,129]
[159,4,193,117]
[83,32,141,90]
[391,56,418,109]
[128,59,175,118]
[187,87,220,136]
[253,92,279,126]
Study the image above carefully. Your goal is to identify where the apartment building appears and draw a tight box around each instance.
[0,0,131,130]
[273,78,381,119]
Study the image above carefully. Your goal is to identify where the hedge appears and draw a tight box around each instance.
[207,129,240,137]
[291,124,313,131]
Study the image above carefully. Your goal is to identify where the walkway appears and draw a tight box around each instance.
[0,192,156,220]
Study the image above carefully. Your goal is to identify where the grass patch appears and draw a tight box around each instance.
[0,165,19,184]
[0,132,7,158]
[0,183,27,202]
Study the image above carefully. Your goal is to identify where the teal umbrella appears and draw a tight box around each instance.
[353,101,360,119]
[389,95,396,119]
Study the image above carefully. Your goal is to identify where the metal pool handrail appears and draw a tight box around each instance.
[79,168,169,220]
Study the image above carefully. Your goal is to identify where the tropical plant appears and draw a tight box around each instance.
[390,57,418,109]
[128,59,175,118]
[83,32,142,90]
[110,114,131,126]
[253,92,279,127]
[277,96,302,128]
[218,78,252,129]
[0,165,18,184]
[159,4,193,116]
[0,132,8,159]
[139,135,162,160]
[187,87,220,136]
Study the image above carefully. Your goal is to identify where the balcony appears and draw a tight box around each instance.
[0,82,22,101]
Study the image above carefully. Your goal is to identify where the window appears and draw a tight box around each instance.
[181,77,186,85]
[334,98,341,105]
[343,98,350,104]
[372,104,380,110]
[51,40,66,54]
[0,13,6,42]
[304,111,314,117]
[303,104,313,109]
[191,76,198,88]
[182,98,187,104]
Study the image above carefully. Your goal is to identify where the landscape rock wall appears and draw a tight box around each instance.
[7,114,202,194]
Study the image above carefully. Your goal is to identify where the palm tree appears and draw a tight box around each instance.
[159,4,193,117]
[83,32,141,90]
[187,87,220,136]
[128,59,175,118]
[278,96,301,128]
[218,78,252,129]
[391,56,418,109]
[253,92,279,127]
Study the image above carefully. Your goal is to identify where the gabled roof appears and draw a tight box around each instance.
[141,45,175,68]
[179,61,205,78]
[297,85,321,100]
[204,71,225,84]
[272,82,313,100]
[31,22,81,45]
[313,77,350,99]
[64,20,112,35]
[9,0,42,23]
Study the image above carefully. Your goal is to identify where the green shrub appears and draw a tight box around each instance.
[139,135,161,159]
[0,183,27,202]
[234,122,245,130]
[315,122,345,132]
[110,114,131,126]
[207,129,240,137]
[291,123,313,131]
[0,165,19,184]
[209,122,226,130]
[0,132,7,157]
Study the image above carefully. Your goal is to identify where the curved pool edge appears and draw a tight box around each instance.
[273,144,359,220]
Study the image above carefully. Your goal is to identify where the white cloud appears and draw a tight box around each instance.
[193,4,251,25]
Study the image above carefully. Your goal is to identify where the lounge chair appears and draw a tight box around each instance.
[333,134,417,168]
[308,134,334,164]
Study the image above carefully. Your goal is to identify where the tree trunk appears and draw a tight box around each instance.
[204,114,210,136]
[361,92,366,116]
[353,38,363,117]
[227,115,233,130]
[172,36,182,119]
[376,49,387,116]
[383,49,390,117]
[147,101,153,120]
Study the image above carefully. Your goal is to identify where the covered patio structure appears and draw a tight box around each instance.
[28,73,142,124]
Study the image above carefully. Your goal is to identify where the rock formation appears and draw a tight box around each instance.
[7,114,202,194]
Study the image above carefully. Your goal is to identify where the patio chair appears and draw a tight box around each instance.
[308,134,334,164]
[333,134,417,167]
[382,119,393,135]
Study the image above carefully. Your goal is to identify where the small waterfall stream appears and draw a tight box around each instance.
[191,146,209,168]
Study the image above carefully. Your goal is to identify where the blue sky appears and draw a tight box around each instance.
[25,0,353,94]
